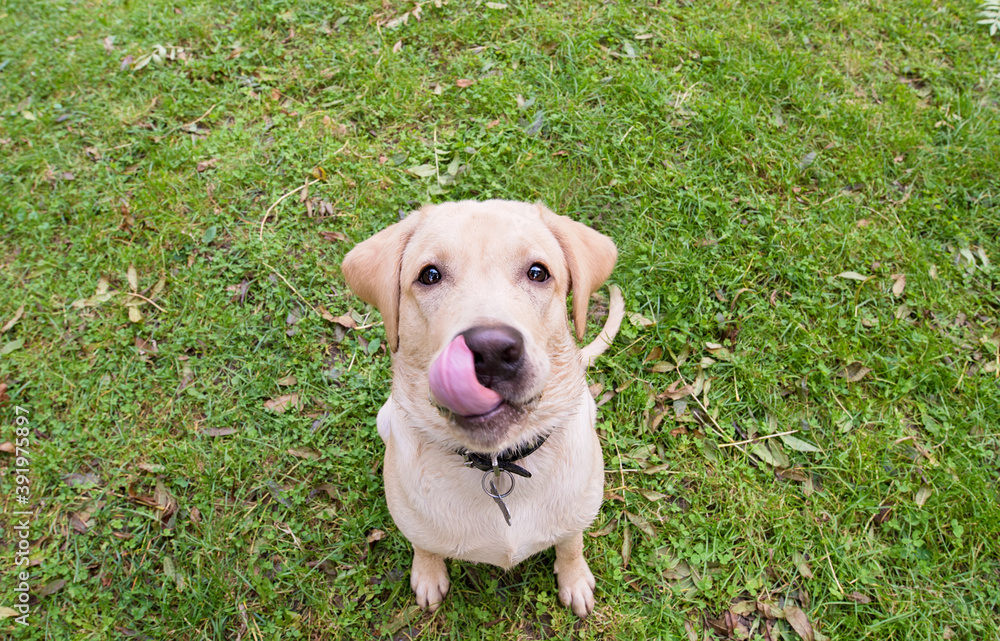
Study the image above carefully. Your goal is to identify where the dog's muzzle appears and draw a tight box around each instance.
[428,325,530,419]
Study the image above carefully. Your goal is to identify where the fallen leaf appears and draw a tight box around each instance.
[841,362,871,382]
[202,427,237,437]
[1,305,24,334]
[366,529,386,544]
[621,523,632,568]
[0,442,14,454]
[798,151,817,170]
[780,433,821,453]
[380,605,422,637]
[891,273,906,297]
[915,484,932,507]
[155,479,179,526]
[1,338,25,355]
[0,607,21,619]
[588,517,617,537]
[320,230,347,242]
[103,35,115,52]
[837,271,870,281]
[661,380,693,400]
[196,158,218,172]
[288,446,321,459]
[783,604,814,641]
[64,473,100,487]
[847,591,872,604]
[264,393,299,413]
[331,314,357,329]
[276,374,297,386]
[650,362,676,373]
[392,39,402,53]
[486,118,501,129]
[35,579,66,596]
[624,511,656,537]
[128,306,143,323]
[639,489,668,501]
[136,462,165,473]
[456,78,475,88]
[484,1,508,8]
[793,551,813,579]
[127,265,138,292]
[407,163,436,177]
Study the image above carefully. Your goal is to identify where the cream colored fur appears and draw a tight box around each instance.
[342,200,621,618]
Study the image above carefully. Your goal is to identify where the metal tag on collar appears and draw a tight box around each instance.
[482,458,514,527]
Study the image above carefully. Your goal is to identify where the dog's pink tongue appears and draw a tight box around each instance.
[429,335,503,417]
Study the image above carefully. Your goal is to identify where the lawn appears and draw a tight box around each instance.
[1,0,999,638]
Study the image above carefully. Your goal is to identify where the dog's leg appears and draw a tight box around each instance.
[410,546,450,611]
[553,532,596,618]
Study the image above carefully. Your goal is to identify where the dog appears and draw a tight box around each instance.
[341,200,623,618]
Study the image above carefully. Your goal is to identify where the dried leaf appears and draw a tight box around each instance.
[287,446,321,459]
[276,374,297,386]
[783,604,814,641]
[264,393,299,413]
[320,231,347,242]
[407,164,436,177]
[154,479,178,525]
[196,158,218,172]
[589,517,617,537]
[793,551,814,579]
[837,271,870,281]
[891,273,906,297]
[1,305,24,334]
[456,78,475,88]
[128,306,143,323]
[127,265,138,292]
[380,605,422,637]
[639,489,667,501]
[366,529,386,544]
[331,314,357,329]
[841,362,871,382]
[0,441,14,454]
[627,311,655,327]
[621,523,632,568]
[661,380,693,400]
[36,579,66,596]
[650,362,675,373]
[202,427,236,437]
[915,484,932,507]
[624,511,656,537]
[847,591,872,604]
[780,433,821,453]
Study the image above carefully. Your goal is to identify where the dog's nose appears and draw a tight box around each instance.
[461,325,525,387]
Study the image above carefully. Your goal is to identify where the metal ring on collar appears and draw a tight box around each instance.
[481,469,515,499]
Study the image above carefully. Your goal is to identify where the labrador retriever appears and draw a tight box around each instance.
[341,200,623,618]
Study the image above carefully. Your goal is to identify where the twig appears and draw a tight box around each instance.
[717,429,798,449]
[183,103,217,128]
[124,292,167,312]
[261,262,321,318]
[258,178,320,241]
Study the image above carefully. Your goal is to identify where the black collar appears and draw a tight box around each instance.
[457,434,549,479]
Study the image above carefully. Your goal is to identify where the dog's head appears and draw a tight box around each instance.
[342,200,616,452]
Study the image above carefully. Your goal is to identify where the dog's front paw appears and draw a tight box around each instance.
[554,554,596,618]
[410,547,449,612]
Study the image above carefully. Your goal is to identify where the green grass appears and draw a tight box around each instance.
[2,0,999,638]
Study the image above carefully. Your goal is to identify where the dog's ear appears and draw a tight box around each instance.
[341,213,421,352]
[538,204,618,340]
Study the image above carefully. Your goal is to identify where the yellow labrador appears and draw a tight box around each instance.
[341,200,622,618]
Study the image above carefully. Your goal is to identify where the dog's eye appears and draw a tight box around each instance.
[418,266,442,285]
[527,263,549,282]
